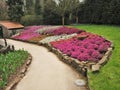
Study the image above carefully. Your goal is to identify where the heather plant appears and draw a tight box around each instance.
[36,26,62,34]
[44,26,84,35]
[13,26,43,40]
[50,34,111,62]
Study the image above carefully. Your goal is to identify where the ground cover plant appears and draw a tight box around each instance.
[42,26,84,35]
[12,26,84,41]
[73,24,120,90]
[0,50,29,89]
[13,26,43,40]
[50,32,111,62]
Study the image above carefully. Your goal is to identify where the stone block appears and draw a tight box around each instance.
[91,64,101,72]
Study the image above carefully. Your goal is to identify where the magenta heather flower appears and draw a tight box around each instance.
[44,26,84,35]
[13,26,44,40]
[50,32,111,62]
[13,25,111,62]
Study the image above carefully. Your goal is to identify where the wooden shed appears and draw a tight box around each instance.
[0,21,24,38]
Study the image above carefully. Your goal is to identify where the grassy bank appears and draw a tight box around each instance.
[73,24,120,90]
[0,50,29,89]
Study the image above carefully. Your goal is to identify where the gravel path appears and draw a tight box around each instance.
[7,39,87,90]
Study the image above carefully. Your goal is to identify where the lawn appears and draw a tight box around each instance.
[73,24,120,90]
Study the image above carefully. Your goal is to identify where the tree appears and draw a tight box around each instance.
[45,0,82,25]
[6,0,24,22]
[45,0,73,25]
[35,0,41,15]
[43,0,61,25]
[54,0,73,25]
[78,0,120,25]
[69,0,81,24]
[25,0,34,14]
[0,0,8,20]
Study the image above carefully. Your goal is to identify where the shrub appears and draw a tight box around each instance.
[21,15,43,26]
[0,50,29,89]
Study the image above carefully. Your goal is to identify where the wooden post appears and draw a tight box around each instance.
[4,38,7,46]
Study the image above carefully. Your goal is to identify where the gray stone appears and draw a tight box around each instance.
[92,64,100,72]
[21,68,26,74]
[74,79,86,86]
[98,55,108,65]
[26,60,31,65]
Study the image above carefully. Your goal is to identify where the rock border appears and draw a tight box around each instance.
[4,54,32,90]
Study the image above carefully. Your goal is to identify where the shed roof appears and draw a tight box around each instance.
[0,21,24,30]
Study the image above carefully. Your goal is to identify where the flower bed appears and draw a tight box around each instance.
[12,25,113,72]
[50,32,111,62]
[12,26,44,40]
[43,26,84,35]
[36,26,62,34]
[12,26,85,43]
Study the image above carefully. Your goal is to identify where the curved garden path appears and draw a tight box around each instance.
[7,39,87,90]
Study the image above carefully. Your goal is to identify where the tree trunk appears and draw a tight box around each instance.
[69,13,72,24]
[62,16,65,26]
[76,16,79,24]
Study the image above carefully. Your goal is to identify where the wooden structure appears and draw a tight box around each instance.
[0,39,15,54]
[0,21,24,38]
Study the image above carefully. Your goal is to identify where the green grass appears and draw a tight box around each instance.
[73,24,120,90]
[0,50,29,89]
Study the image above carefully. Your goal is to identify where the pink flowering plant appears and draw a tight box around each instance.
[44,26,85,35]
[50,33,111,62]
[13,26,44,40]
[12,25,111,62]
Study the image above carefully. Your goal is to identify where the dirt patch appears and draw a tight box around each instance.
[28,35,49,42]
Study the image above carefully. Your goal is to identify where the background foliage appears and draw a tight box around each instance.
[78,0,120,25]
[0,0,120,25]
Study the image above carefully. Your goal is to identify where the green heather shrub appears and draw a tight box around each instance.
[0,50,29,89]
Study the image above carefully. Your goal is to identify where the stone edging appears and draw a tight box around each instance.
[4,54,32,90]
[91,47,113,72]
